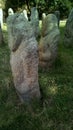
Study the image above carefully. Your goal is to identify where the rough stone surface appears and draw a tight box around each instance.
[8,8,14,16]
[0,8,3,28]
[42,13,46,20]
[54,10,60,27]
[7,13,40,103]
[23,9,28,20]
[64,9,73,47]
[39,14,60,68]
[30,7,40,38]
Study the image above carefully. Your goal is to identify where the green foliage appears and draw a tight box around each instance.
[54,0,72,18]
[5,0,25,12]
[4,0,73,18]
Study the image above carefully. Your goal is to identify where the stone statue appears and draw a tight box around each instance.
[39,14,60,68]
[23,9,28,20]
[64,8,73,47]
[7,13,40,103]
[30,7,40,38]
[8,8,14,16]
[54,10,60,27]
[0,8,3,28]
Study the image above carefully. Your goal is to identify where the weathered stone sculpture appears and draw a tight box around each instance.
[7,13,40,103]
[23,9,28,20]
[64,9,73,47]
[30,7,40,38]
[39,14,60,68]
[8,8,14,16]
[0,8,3,28]
[42,13,46,20]
[54,10,60,27]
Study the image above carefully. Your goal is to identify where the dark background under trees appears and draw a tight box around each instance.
[1,0,73,19]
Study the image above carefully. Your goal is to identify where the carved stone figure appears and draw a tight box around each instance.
[39,14,60,68]
[7,13,40,103]
[8,8,14,16]
[23,9,28,20]
[30,7,40,38]
[54,10,60,27]
[0,8,3,28]
[64,9,73,47]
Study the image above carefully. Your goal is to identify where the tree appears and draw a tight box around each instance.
[4,0,73,18]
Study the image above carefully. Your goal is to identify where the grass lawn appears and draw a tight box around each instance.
[0,20,73,130]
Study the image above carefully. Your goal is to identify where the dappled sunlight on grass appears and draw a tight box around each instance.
[49,86,58,95]
[3,23,7,31]
[39,20,42,29]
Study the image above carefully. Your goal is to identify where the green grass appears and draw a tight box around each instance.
[0,21,73,130]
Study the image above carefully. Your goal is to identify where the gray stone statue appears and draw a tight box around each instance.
[30,7,40,38]
[42,13,46,20]
[23,9,28,20]
[54,10,60,27]
[39,14,60,68]
[7,13,40,103]
[0,8,3,28]
[8,8,14,16]
[64,8,73,47]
